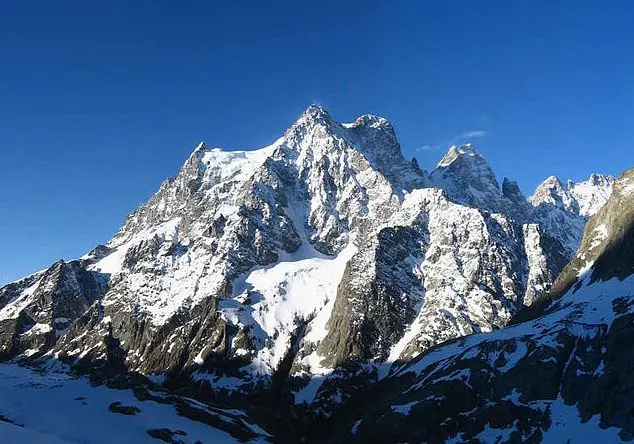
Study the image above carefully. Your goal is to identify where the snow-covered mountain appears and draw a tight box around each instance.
[530,173,615,217]
[529,173,615,255]
[0,105,616,441]
[332,167,634,443]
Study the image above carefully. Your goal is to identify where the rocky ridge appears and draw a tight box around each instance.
[329,168,634,443]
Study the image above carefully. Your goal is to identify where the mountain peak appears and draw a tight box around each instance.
[567,173,614,187]
[194,141,211,153]
[286,105,337,140]
[437,143,480,168]
[589,173,614,185]
[345,113,391,130]
[530,173,614,217]
[430,144,505,211]
[529,175,578,214]
[298,104,332,123]
[295,106,393,137]
[543,175,563,186]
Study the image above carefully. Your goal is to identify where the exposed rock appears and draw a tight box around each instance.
[327,167,634,443]
[147,428,187,443]
[109,401,141,415]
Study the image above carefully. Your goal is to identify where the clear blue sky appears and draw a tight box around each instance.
[1,1,632,284]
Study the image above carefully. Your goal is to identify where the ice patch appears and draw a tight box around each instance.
[540,397,622,443]
[0,363,262,443]
[577,261,595,278]
[588,224,608,250]
[391,401,420,415]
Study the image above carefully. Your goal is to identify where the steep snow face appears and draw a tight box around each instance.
[567,174,615,216]
[217,241,358,379]
[199,142,280,185]
[384,189,524,361]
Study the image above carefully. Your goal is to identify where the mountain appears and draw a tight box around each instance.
[530,173,615,218]
[330,167,634,443]
[529,173,615,255]
[429,144,517,215]
[0,105,615,440]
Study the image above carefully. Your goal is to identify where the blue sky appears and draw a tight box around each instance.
[1,1,632,284]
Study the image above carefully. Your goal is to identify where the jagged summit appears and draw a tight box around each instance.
[343,113,391,130]
[573,172,614,187]
[186,106,418,198]
[529,175,575,211]
[429,143,510,213]
[293,104,333,129]
[523,172,616,265]
[436,143,479,168]
[435,144,496,179]
[297,104,389,130]
[530,172,614,217]
[194,140,210,151]
[303,103,330,117]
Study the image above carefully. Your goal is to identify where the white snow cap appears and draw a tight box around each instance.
[195,141,209,151]
[437,143,480,168]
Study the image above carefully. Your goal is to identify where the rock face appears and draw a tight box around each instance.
[529,173,615,255]
[0,106,614,424]
[0,261,107,360]
[331,168,634,443]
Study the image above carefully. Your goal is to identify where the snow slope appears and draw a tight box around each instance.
[0,363,269,443]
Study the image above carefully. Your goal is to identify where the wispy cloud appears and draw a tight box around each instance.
[447,130,488,145]
[464,130,488,138]
[417,130,488,153]
[417,144,441,152]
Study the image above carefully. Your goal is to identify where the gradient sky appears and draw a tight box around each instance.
[1,0,633,284]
